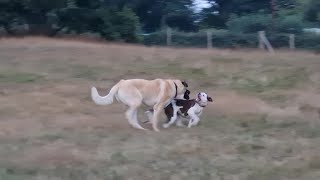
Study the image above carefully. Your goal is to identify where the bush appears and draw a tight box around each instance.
[143,30,258,48]
[95,6,140,43]
[113,7,141,43]
[304,0,320,23]
[0,0,141,43]
[295,33,320,50]
[8,18,29,35]
[274,15,304,34]
[142,30,320,51]
[266,33,320,50]
[226,14,272,33]
[0,26,7,36]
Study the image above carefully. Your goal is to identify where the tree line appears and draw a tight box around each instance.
[0,0,319,46]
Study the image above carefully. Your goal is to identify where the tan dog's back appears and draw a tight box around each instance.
[91,78,188,131]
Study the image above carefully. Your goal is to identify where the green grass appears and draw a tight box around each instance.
[308,156,320,170]
[0,167,35,180]
[36,134,64,142]
[236,143,266,154]
[258,92,291,107]
[229,68,309,93]
[1,38,320,180]
[155,62,208,79]
[47,63,114,81]
[246,160,320,180]
[70,65,113,80]
[297,126,320,138]
[211,57,242,63]
[0,72,43,83]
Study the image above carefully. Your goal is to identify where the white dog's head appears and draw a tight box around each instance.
[196,92,213,105]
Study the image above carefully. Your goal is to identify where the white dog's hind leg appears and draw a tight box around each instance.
[163,115,177,128]
[163,104,181,128]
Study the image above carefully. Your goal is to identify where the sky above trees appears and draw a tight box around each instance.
[192,0,212,12]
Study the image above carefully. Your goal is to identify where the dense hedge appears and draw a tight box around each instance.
[0,0,141,43]
[142,30,320,50]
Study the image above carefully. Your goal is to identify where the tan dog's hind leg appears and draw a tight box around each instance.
[152,104,164,132]
[117,86,146,130]
[126,106,146,130]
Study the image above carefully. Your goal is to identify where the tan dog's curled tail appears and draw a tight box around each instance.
[91,81,121,105]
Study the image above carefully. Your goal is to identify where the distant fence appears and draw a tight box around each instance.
[141,27,320,53]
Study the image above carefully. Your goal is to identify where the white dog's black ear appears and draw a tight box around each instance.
[181,80,188,88]
[207,97,213,102]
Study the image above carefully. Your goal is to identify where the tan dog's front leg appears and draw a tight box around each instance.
[152,103,165,132]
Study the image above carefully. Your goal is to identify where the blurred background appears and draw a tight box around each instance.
[1,1,320,180]
[0,0,319,50]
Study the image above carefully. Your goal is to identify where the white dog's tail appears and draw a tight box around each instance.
[91,82,121,105]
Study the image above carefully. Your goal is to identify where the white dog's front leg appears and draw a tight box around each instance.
[187,118,193,128]
[187,113,200,128]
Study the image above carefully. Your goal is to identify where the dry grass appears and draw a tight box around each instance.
[0,37,320,180]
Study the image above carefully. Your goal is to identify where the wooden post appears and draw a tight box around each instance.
[207,30,212,49]
[166,27,172,46]
[258,31,275,54]
[289,34,295,50]
[258,31,264,49]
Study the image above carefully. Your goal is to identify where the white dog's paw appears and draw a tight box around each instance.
[187,120,195,128]
[176,121,184,127]
[163,123,170,128]
[144,111,153,121]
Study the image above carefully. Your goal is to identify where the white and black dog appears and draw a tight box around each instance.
[146,92,213,128]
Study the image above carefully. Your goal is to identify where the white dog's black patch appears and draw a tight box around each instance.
[145,92,213,128]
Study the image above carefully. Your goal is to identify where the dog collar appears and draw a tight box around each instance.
[174,82,178,98]
[196,100,206,107]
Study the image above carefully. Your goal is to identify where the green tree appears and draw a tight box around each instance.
[96,6,140,42]
[304,0,320,23]
[131,0,197,32]
[226,14,272,33]
[200,0,271,28]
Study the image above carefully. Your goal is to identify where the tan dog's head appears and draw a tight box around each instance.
[173,79,189,98]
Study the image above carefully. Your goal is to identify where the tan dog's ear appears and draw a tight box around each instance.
[184,89,190,99]
[181,80,188,88]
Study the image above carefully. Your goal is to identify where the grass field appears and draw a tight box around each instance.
[0,37,320,180]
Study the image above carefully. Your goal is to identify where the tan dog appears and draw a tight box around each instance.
[91,79,189,132]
